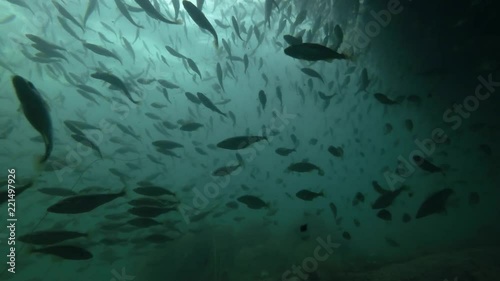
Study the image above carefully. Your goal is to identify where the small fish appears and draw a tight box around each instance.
[134,186,175,197]
[329,202,338,218]
[182,1,218,47]
[127,217,161,227]
[372,186,408,209]
[416,188,453,219]
[237,195,269,209]
[374,93,402,105]
[275,148,295,156]
[287,162,324,176]
[19,230,86,245]
[231,16,243,40]
[12,75,53,163]
[284,43,348,61]
[152,140,183,149]
[197,92,226,117]
[301,68,324,83]
[180,122,203,131]
[258,90,267,110]
[216,63,225,92]
[296,190,324,201]
[413,155,444,174]
[342,231,351,240]
[186,58,202,78]
[115,0,143,28]
[134,0,182,24]
[71,134,102,158]
[47,190,125,214]
[376,209,392,221]
[83,42,122,64]
[300,224,308,232]
[217,136,267,150]
[31,245,92,260]
[90,72,140,104]
[165,45,188,60]
[328,146,343,158]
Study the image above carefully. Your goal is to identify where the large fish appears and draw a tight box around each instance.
[284,43,348,62]
[182,1,218,48]
[47,190,125,214]
[12,76,53,163]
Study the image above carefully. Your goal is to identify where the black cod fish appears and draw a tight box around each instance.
[12,75,53,163]
[134,0,182,24]
[90,72,140,104]
[217,136,267,150]
[182,1,218,47]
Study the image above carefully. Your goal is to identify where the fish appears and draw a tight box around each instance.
[283,34,302,45]
[47,190,125,214]
[172,0,180,19]
[134,0,182,24]
[275,148,295,156]
[329,202,338,218]
[416,188,453,219]
[115,0,144,28]
[243,54,249,73]
[71,134,103,158]
[296,190,324,201]
[342,232,351,240]
[157,79,180,89]
[300,224,308,232]
[258,90,267,110]
[134,185,175,196]
[284,43,348,61]
[25,34,65,52]
[372,185,408,209]
[301,68,324,83]
[413,155,444,174]
[52,1,84,32]
[264,0,278,28]
[237,195,269,209]
[185,92,201,104]
[327,146,343,158]
[127,217,161,227]
[186,58,202,78]
[152,140,183,149]
[83,0,98,27]
[31,245,92,260]
[6,0,34,15]
[182,1,218,47]
[90,72,140,104]
[165,45,188,60]
[377,209,392,221]
[216,62,225,92]
[374,93,402,105]
[1,181,33,205]
[128,206,176,217]
[19,230,86,245]
[217,136,267,150]
[287,162,324,176]
[180,122,203,131]
[83,42,122,64]
[231,16,243,40]
[197,92,226,117]
[12,75,53,163]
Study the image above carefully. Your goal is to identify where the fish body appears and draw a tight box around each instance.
[134,0,181,24]
[237,195,268,209]
[32,245,92,260]
[284,43,347,61]
[217,136,267,150]
[183,1,218,47]
[197,92,226,117]
[416,188,453,219]
[47,190,125,214]
[12,75,53,163]
[91,72,139,104]
[287,162,324,176]
[296,190,323,201]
